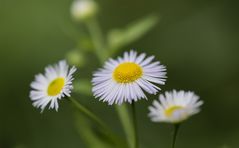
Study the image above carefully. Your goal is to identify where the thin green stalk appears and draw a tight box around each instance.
[172,124,180,148]
[115,104,134,148]
[69,97,107,130]
[132,101,139,148]
[85,18,107,63]
[70,97,128,147]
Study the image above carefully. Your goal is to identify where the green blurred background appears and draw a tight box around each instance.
[1,0,239,147]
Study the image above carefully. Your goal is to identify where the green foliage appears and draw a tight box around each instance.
[107,15,159,52]
[75,112,115,148]
[74,111,127,148]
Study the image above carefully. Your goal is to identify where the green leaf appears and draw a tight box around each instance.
[107,15,159,52]
[74,111,128,148]
[115,104,134,148]
[75,112,114,148]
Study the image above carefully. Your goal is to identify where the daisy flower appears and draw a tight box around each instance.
[92,50,167,105]
[30,60,76,112]
[148,90,203,123]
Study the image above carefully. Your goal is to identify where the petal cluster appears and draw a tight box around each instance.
[30,60,76,112]
[149,90,203,123]
[92,50,167,105]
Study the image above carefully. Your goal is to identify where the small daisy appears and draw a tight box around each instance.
[30,60,76,112]
[92,50,167,105]
[148,90,203,123]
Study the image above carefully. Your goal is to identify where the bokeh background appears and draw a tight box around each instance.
[0,0,239,147]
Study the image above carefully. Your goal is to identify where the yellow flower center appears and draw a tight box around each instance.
[113,62,143,83]
[47,78,65,96]
[165,106,184,117]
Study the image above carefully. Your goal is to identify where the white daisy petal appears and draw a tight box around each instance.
[148,90,203,123]
[29,60,76,112]
[140,55,155,66]
[135,53,146,64]
[92,50,167,105]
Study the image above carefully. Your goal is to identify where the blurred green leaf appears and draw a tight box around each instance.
[75,112,114,148]
[115,104,134,148]
[74,111,128,148]
[107,15,159,52]
[73,79,92,96]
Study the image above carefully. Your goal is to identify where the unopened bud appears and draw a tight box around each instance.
[71,0,98,21]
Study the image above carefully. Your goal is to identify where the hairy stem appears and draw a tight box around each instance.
[172,124,180,148]
[132,101,139,148]
[69,97,106,130]
[86,18,107,63]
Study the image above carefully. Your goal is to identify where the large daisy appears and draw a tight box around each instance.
[148,90,203,123]
[30,60,76,112]
[92,50,167,105]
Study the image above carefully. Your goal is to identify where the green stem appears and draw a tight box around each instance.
[69,97,107,130]
[172,124,180,148]
[115,104,134,148]
[132,101,139,148]
[85,18,107,63]
[70,97,128,147]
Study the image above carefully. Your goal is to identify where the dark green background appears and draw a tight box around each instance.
[0,0,239,147]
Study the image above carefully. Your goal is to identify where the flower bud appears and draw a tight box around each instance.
[71,0,98,21]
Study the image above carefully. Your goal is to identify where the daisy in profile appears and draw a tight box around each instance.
[148,90,203,123]
[92,50,167,105]
[30,60,76,112]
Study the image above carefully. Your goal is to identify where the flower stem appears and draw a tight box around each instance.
[70,97,129,147]
[69,97,107,130]
[115,104,134,148]
[85,18,107,63]
[172,124,180,148]
[132,101,139,148]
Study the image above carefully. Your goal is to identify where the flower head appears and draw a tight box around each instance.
[92,50,167,105]
[30,60,76,112]
[148,90,203,123]
[71,0,98,21]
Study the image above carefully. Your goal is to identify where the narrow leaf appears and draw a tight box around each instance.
[107,15,159,52]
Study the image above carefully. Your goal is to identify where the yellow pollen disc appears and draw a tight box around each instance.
[113,62,143,83]
[165,106,184,117]
[47,78,65,96]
